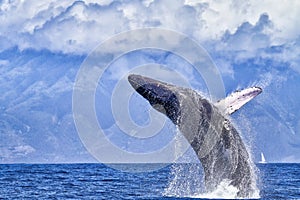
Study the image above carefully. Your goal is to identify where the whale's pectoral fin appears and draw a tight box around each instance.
[215,87,262,115]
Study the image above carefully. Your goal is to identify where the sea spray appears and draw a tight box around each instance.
[163,128,204,197]
[196,179,239,199]
[163,163,204,197]
[164,162,260,199]
[234,111,261,198]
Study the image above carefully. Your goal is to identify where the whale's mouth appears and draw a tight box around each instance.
[128,74,147,90]
[128,74,172,104]
[128,74,181,125]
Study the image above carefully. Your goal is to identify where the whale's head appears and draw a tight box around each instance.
[128,74,181,125]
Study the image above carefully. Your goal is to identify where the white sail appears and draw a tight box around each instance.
[259,152,267,164]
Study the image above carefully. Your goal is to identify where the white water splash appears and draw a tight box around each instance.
[163,128,205,197]
[163,163,205,197]
[195,179,260,199]
[195,179,239,199]
[165,175,260,199]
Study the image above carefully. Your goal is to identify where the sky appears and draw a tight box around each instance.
[0,0,300,163]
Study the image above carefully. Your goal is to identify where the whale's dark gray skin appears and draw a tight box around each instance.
[128,74,261,198]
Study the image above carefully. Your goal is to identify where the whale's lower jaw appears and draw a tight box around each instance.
[128,74,258,198]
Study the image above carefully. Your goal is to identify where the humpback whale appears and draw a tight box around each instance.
[128,74,262,198]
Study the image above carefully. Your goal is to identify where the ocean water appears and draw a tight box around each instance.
[0,163,299,199]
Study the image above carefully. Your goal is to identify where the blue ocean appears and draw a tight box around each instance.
[0,163,299,199]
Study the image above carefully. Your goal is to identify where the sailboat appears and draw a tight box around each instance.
[259,152,267,164]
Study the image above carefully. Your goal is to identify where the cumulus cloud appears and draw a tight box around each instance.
[0,0,299,56]
[0,0,299,87]
[221,14,271,51]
